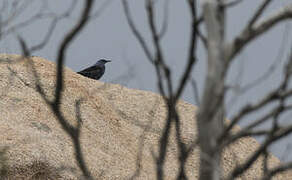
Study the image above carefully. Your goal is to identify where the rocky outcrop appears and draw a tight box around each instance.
[0,54,290,179]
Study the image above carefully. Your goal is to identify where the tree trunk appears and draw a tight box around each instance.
[197,1,226,180]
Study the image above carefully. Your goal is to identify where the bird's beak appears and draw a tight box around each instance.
[106,60,111,63]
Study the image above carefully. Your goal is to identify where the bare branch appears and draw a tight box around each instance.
[2,11,52,37]
[54,0,94,107]
[157,0,170,39]
[263,150,269,175]
[18,34,93,179]
[223,0,243,8]
[225,45,292,179]
[122,0,154,63]
[262,161,292,180]
[2,0,37,26]
[228,123,292,180]
[144,1,174,179]
[246,0,273,30]
[222,88,292,141]
[17,36,51,104]
[62,0,78,18]
[197,28,207,48]
[147,0,173,97]
[226,3,292,61]
[30,18,58,51]
[90,0,113,19]
[227,24,290,108]
[174,0,198,101]
[45,0,95,178]
[243,104,292,132]
[75,99,84,126]
[191,78,200,105]
[173,111,188,179]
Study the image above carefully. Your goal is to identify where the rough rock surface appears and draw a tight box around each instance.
[0,54,291,179]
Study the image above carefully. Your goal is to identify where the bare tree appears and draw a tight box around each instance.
[1,0,292,180]
[122,0,292,179]
[20,1,97,179]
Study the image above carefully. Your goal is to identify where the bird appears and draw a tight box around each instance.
[77,59,111,80]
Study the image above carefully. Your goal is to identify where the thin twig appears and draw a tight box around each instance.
[122,0,154,63]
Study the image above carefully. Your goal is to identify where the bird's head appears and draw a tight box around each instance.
[96,59,111,65]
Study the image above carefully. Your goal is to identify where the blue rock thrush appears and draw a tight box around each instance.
[77,59,111,80]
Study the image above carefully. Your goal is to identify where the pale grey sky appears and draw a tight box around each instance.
[1,0,292,161]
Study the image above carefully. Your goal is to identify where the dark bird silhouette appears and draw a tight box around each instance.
[77,59,111,80]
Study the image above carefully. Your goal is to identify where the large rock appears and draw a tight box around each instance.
[0,54,290,179]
